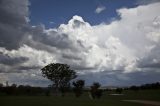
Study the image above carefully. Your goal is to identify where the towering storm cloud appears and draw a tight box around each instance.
[0,0,160,86]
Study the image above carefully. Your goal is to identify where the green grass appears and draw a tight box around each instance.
[0,90,160,106]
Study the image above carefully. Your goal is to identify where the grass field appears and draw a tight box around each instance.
[1,89,160,106]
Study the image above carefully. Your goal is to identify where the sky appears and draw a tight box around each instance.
[29,0,138,28]
[0,0,160,87]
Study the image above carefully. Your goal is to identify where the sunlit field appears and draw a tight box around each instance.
[1,90,160,106]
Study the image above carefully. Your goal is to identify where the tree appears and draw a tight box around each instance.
[41,63,77,96]
[0,83,3,87]
[0,83,3,94]
[116,88,123,94]
[72,80,85,97]
[90,82,102,99]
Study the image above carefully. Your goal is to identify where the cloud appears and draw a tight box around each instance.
[95,6,106,14]
[49,21,55,24]
[0,45,55,74]
[136,0,160,5]
[0,54,28,66]
[78,70,160,86]
[0,0,30,50]
[0,1,160,86]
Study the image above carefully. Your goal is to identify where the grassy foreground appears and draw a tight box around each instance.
[0,90,160,106]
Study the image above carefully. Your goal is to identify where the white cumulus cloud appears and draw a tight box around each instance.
[95,6,106,14]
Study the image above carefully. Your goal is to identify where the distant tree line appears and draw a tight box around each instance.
[0,84,45,95]
[113,82,160,94]
[127,82,160,91]
[0,81,160,97]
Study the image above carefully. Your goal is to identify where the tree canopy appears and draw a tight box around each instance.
[41,63,77,89]
[72,80,85,97]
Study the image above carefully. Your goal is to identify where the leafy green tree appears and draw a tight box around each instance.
[41,63,77,96]
[72,80,85,97]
